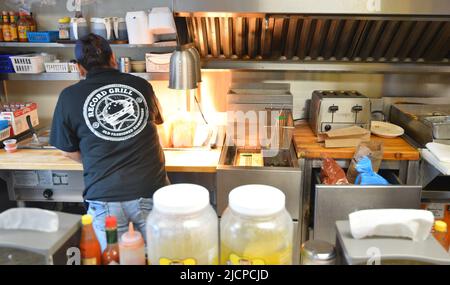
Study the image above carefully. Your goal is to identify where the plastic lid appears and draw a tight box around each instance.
[81,214,93,225]
[59,17,70,23]
[228,184,286,217]
[435,221,447,232]
[105,216,117,228]
[120,222,144,247]
[153,184,210,215]
[3,139,17,145]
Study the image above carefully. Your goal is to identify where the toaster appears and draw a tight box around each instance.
[309,90,371,135]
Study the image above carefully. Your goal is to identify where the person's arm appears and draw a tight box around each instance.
[60,150,82,163]
[153,95,164,125]
[49,90,81,156]
[145,82,164,125]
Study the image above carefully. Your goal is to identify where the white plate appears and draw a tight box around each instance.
[370,121,404,138]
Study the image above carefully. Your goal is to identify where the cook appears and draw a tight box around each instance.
[49,33,169,250]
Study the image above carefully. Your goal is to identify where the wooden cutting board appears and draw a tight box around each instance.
[293,121,419,160]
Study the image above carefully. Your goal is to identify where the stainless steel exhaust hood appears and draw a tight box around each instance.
[174,0,450,66]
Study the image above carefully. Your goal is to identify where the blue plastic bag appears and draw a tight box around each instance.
[354,156,389,185]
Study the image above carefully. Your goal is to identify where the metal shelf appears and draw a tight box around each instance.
[0,41,177,51]
[201,59,450,74]
[0,72,169,81]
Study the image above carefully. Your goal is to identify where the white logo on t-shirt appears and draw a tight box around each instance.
[83,84,149,141]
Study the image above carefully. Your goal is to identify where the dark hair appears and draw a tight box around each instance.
[75,33,113,71]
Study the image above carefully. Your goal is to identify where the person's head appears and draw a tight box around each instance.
[74,33,117,76]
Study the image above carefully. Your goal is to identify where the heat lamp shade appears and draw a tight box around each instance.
[169,49,198,90]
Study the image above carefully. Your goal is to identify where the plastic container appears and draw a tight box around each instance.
[145,53,171,72]
[11,53,56,73]
[0,127,11,142]
[44,61,69,73]
[27,31,59,43]
[68,62,79,73]
[0,54,15,73]
[146,184,219,265]
[119,222,146,265]
[433,221,449,252]
[58,17,70,40]
[148,7,177,35]
[125,11,154,44]
[220,184,293,265]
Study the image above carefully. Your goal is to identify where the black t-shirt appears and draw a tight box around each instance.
[50,68,168,202]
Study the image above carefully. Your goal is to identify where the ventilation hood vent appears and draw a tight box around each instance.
[173,1,450,64]
[177,15,449,63]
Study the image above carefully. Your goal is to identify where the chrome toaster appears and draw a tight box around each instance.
[309,90,371,135]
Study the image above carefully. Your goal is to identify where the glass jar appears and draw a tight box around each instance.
[146,184,219,265]
[220,185,293,265]
[58,17,70,40]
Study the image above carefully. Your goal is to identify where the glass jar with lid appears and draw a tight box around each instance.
[146,184,219,265]
[220,184,293,265]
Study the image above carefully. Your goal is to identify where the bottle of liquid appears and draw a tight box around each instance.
[80,214,102,265]
[119,222,146,265]
[433,221,449,252]
[2,11,11,42]
[0,14,4,42]
[29,12,37,32]
[102,216,120,265]
[18,12,31,42]
[9,12,18,42]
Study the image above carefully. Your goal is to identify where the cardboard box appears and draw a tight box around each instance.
[0,103,39,136]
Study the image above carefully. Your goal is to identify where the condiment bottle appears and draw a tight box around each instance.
[18,12,31,42]
[433,221,449,252]
[29,12,37,32]
[119,222,146,265]
[9,12,18,42]
[0,13,4,42]
[80,214,102,265]
[58,17,70,40]
[2,11,11,42]
[102,216,120,265]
